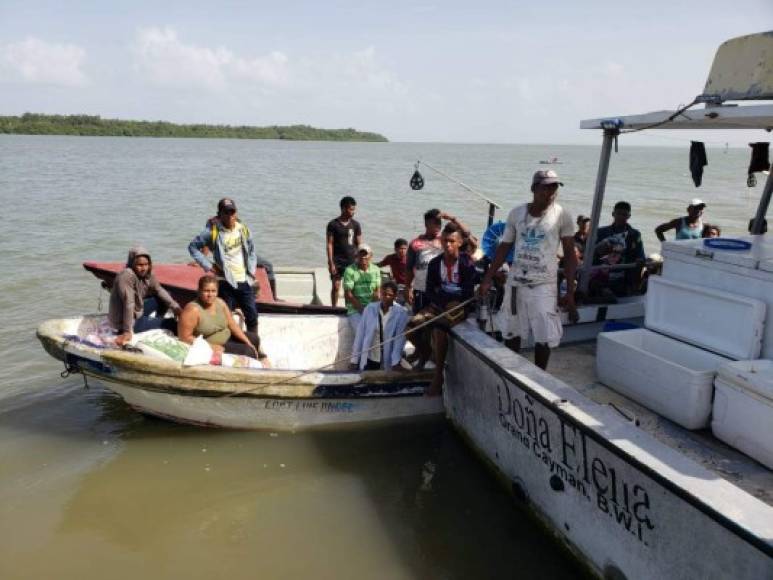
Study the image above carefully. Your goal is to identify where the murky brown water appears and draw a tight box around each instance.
[0,381,581,580]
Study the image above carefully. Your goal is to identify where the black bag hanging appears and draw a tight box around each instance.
[410,162,424,190]
[689,141,707,187]
[748,142,770,175]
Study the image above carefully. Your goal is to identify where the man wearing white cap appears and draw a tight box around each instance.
[479,170,577,370]
[343,243,382,330]
[655,198,706,241]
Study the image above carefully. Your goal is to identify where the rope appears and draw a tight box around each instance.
[418,160,501,209]
[620,98,700,134]
[220,296,478,398]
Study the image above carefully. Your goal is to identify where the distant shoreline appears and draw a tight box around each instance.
[0,113,388,142]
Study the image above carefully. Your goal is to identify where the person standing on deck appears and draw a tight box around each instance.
[406,209,472,314]
[655,198,706,241]
[479,170,578,371]
[326,196,362,307]
[188,198,260,333]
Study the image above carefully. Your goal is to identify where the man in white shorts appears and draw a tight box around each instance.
[479,170,578,370]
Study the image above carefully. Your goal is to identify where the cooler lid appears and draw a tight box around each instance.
[717,359,773,401]
[661,238,760,269]
[645,277,765,359]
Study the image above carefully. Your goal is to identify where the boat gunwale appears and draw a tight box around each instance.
[449,323,773,559]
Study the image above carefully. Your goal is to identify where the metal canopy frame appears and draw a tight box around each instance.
[578,103,773,293]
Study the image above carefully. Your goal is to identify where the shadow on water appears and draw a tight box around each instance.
[0,380,584,579]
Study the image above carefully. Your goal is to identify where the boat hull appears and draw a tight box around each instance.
[444,321,773,579]
[101,378,442,430]
[37,317,442,431]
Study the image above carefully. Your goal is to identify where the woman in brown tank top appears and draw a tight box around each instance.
[178,274,270,365]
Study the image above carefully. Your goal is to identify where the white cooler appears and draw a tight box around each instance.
[596,277,766,429]
[662,236,773,359]
[713,359,773,470]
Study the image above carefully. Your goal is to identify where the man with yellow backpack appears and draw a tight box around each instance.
[189,198,260,333]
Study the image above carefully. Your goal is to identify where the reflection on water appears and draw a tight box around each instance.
[0,382,583,579]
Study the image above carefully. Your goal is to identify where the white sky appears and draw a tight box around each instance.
[0,0,771,144]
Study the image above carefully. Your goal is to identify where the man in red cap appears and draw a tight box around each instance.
[479,170,578,370]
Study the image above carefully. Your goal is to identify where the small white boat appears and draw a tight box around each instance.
[37,313,441,430]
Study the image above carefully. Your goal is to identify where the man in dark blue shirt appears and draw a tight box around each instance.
[593,201,645,296]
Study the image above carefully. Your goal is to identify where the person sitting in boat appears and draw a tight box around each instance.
[188,198,260,335]
[702,223,721,238]
[343,243,382,330]
[574,215,591,253]
[420,223,477,394]
[655,198,706,241]
[378,238,409,284]
[350,281,410,371]
[178,274,270,365]
[108,246,182,347]
[593,201,645,297]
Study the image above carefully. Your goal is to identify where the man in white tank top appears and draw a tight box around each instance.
[479,170,578,370]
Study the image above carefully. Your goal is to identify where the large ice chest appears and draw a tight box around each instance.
[712,359,773,470]
[662,236,773,359]
[596,277,766,429]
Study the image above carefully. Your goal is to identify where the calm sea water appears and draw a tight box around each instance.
[0,134,759,579]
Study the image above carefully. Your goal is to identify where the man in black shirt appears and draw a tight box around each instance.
[326,196,363,306]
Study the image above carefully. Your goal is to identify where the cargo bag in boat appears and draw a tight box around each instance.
[596,277,765,429]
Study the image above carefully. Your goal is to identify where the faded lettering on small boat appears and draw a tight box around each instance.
[496,378,656,546]
[263,400,355,413]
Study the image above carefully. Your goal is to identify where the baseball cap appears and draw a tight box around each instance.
[532,169,563,187]
[689,198,706,209]
[356,243,372,255]
[217,198,238,213]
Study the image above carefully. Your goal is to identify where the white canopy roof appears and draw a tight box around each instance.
[580,103,773,131]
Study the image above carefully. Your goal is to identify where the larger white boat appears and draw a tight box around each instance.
[443,31,773,579]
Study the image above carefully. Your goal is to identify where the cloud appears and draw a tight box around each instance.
[0,37,87,86]
[131,27,406,101]
[133,27,288,90]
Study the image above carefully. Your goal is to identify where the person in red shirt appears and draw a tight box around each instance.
[377,238,408,285]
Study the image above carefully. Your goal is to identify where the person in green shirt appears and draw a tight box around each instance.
[343,244,382,329]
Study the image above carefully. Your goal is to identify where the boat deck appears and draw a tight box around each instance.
[529,341,773,508]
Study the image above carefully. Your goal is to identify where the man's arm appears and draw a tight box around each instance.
[478,242,514,295]
[355,222,363,246]
[439,212,471,237]
[188,229,215,271]
[114,275,136,345]
[654,219,678,242]
[244,227,258,278]
[561,236,578,299]
[150,276,181,315]
[405,244,416,303]
[326,233,336,275]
